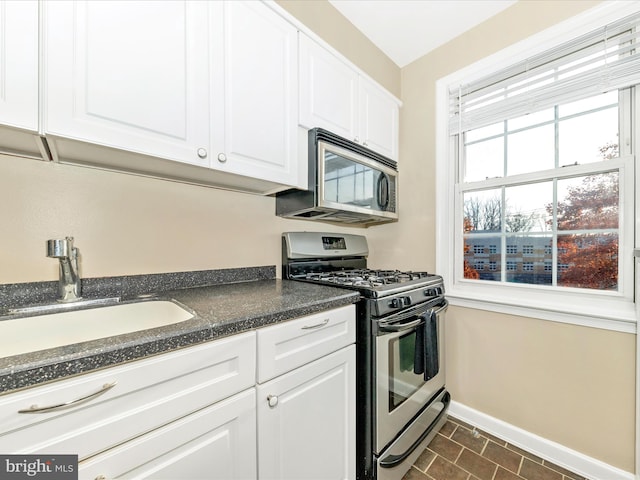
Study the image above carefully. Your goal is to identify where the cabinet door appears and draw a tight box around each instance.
[298,33,358,142]
[257,346,355,480]
[359,77,400,160]
[0,0,38,131]
[211,1,301,188]
[80,389,257,480]
[43,1,210,166]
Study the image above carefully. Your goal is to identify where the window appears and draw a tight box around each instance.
[436,4,640,330]
[461,91,624,290]
[473,245,485,254]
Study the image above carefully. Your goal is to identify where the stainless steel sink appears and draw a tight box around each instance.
[0,299,195,358]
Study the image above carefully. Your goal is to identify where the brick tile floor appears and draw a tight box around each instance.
[402,417,589,480]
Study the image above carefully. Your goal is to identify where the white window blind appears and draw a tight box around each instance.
[449,10,640,135]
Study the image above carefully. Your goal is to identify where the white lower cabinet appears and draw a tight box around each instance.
[257,346,356,480]
[0,331,257,479]
[0,305,356,480]
[80,388,257,480]
[256,304,356,480]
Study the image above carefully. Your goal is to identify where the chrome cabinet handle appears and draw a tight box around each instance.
[301,318,329,330]
[18,382,117,414]
[217,153,227,163]
[267,394,278,407]
[197,148,208,159]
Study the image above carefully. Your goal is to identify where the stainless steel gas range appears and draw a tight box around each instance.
[282,232,450,480]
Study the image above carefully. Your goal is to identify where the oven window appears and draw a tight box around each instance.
[388,331,426,411]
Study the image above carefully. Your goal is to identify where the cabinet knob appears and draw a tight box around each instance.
[197,148,208,159]
[217,153,227,163]
[95,476,107,480]
[354,137,359,143]
[363,141,368,147]
[267,394,278,408]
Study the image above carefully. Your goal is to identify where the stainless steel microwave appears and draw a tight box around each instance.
[276,128,398,226]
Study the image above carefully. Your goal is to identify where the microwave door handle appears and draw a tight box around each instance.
[377,172,390,210]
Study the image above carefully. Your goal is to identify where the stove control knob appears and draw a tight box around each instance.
[389,296,411,308]
[389,298,402,308]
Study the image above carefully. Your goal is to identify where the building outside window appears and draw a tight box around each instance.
[437,5,640,329]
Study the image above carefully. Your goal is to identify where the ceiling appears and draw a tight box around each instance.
[328,0,518,68]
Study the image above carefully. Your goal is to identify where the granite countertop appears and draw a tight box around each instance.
[0,268,359,395]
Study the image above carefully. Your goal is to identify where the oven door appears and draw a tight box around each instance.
[375,300,447,454]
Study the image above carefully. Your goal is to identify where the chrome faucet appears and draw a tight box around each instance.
[47,236,82,303]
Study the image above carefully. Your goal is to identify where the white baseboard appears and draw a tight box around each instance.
[448,401,634,480]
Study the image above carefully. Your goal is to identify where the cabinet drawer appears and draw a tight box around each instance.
[0,331,256,460]
[79,388,257,480]
[257,305,355,383]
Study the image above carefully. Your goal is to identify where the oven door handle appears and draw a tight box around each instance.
[433,300,448,315]
[378,317,424,333]
[378,300,448,333]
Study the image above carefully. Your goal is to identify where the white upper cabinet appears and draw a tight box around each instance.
[0,0,38,132]
[299,33,400,161]
[210,1,301,188]
[42,0,302,193]
[359,77,400,161]
[298,33,359,142]
[43,1,210,167]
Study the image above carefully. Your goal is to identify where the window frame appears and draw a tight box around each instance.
[435,2,640,333]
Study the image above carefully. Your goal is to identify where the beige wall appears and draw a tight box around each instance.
[0,156,367,283]
[383,0,635,472]
[1,0,635,473]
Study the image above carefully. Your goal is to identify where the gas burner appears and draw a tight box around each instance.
[303,269,433,290]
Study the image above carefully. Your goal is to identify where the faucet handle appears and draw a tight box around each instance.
[47,237,74,258]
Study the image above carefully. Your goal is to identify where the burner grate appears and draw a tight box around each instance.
[303,269,432,288]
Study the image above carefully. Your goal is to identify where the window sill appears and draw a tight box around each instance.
[446,291,636,334]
